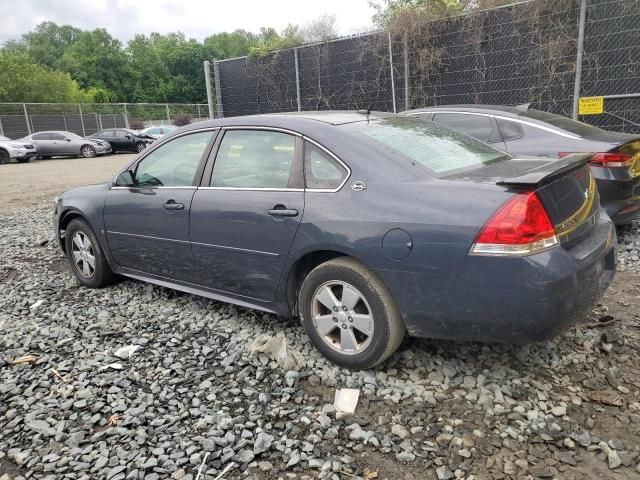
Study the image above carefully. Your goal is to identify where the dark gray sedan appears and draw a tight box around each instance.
[405,105,640,225]
[53,112,616,369]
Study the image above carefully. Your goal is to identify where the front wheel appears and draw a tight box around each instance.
[0,149,9,164]
[80,145,96,158]
[298,257,405,369]
[64,218,116,288]
[136,142,146,153]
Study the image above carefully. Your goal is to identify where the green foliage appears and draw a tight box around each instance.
[0,50,89,102]
[0,16,338,103]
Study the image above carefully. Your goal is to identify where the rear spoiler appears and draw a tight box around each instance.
[497,153,592,188]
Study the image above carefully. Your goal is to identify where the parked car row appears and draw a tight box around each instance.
[0,125,176,163]
[54,110,621,369]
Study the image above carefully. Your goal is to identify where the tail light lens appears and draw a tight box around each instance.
[589,152,632,168]
[559,152,632,168]
[470,191,558,256]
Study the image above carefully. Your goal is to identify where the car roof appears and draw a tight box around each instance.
[405,104,526,118]
[183,110,394,130]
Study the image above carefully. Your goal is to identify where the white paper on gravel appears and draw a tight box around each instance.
[334,388,360,419]
[248,333,305,371]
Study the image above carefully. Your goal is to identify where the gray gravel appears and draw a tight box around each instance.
[1,206,640,480]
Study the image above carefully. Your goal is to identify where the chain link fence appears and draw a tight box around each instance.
[0,103,211,140]
[214,0,640,133]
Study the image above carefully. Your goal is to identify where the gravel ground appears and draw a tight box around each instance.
[1,198,640,479]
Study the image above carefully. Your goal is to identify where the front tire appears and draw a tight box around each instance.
[64,218,116,288]
[298,257,405,369]
[136,142,146,153]
[80,145,96,158]
[0,149,9,164]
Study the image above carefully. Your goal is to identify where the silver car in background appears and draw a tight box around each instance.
[138,125,176,139]
[0,135,38,164]
[19,131,112,159]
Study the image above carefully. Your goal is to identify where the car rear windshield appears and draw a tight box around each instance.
[342,117,509,175]
[520,109,606,137]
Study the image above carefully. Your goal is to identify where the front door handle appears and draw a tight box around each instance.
[268,205,299,217]
[163,200,185,211]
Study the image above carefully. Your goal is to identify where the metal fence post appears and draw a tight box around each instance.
[78,104,86,137]
[165,103,171,124]
[123,103,130,129]
[388,31,397,113]
[197,103,201,120]
[97,113,103,131]
[294,48,302,111]
[403,32,409,111]
[23,103,32,135]
[572,0,588,119]
[0,117,3,136]
[213,60,224,118]
[204,61,215,119]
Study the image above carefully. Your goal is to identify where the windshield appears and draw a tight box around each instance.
[342,117,509,175]
[520,109,606,137]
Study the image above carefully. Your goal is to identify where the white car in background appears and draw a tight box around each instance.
[138,125,176,139]
[0,135,38,164]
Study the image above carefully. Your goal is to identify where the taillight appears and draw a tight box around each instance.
[589,152,632,168]
[470,191,558,256]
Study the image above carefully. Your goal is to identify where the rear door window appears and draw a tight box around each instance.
[433,113,493,142]
[211,130,297,189]
[496,118,525,141]
[304,142,348,190]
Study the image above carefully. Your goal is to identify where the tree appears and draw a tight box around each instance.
[61,29,130,100]
[0,50,89,102]
[301,15,338,43]
[15,22,82,70]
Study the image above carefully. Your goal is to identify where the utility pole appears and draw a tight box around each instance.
[204,60,215,119]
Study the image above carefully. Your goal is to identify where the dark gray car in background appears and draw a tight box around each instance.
[405,105,640,225]
[53,112,616,369]
[19,131,112,159]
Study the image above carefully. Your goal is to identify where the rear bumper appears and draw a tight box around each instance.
[593,168,640,224]
[375,214,616,344]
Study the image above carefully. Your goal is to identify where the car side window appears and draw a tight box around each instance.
[211,130,296,189]
[32,133,50,140]
[433,113,493,142]
[116,130,128,138]
[50,133,66,140]
[304,141,348,190]
[133,131,213,187]
[496,118,525,141]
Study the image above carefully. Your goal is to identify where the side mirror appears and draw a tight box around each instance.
[115,170,135,187]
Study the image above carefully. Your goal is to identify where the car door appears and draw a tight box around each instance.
[117,130,136,151]
[190,128,305,302]
[104,129,217,281]
[431,112,507,151]
[30,133,51,156]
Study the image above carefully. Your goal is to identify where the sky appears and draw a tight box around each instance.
[0,0,378,45]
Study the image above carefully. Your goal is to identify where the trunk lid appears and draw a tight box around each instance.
[446,154,599,247]
[608,137,640,177]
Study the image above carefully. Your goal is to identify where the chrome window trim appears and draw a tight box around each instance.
[405,110,581,140]
[302,135,351,193]
[222,125,303,137]
[197,187,304,192]
[110,186,197,190]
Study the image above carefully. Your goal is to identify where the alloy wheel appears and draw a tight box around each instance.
[81,146,96,158]
[71,231,96,278]
[311,281,374,355]
[136,142,146,153]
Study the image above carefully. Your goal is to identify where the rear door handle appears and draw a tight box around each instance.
[163,200,185,211]
[268,205,299,217]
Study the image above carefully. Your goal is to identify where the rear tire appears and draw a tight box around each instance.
[298,257,405,369]
[64,218,116,288]
[0,149,9,164]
